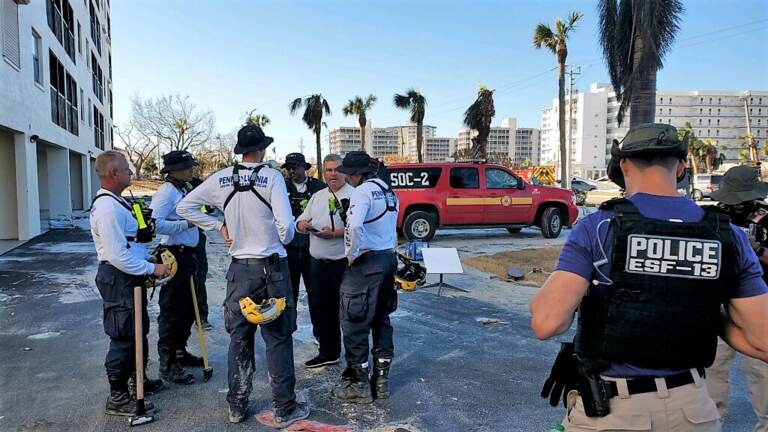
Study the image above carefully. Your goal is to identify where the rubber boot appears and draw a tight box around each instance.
[371,358,392,400]
[332,363,373,404]
[176,348,204,368]
[106,377,155,416]
[159,346,194,384]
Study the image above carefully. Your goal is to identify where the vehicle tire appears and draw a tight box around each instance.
[540,207,562,239]
[574,190,587,206]
[506,227,522,234]
[692,189,703,201]
[402,211,437,242]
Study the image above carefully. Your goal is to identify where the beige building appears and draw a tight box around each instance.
[457,117,540,164]
[0,0,113,240]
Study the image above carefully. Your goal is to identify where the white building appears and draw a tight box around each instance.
[515,128,540,166]
[0,0,113,241]
[403,136,456,162]
[541,83,768,179]
[330,122,442,161]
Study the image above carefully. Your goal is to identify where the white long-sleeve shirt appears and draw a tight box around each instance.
[90,188,155,276]
[296,184,355,260]
[150,182,199,247]
[177,162,295,259]
[344,178,399,262]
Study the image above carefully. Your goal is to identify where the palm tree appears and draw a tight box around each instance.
[678,122,699,176]
[533,10,583,188]
[698,139,718,174]
[289,94,331,179]
[342,95,377,153]
[598,0,684,126]
[463,85,496,159]
[244,109,270,128]
[393,89,427,163]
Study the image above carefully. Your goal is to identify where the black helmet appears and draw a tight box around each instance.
[607,123,688,189]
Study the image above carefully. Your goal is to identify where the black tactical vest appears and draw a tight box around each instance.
[574,198,736,372]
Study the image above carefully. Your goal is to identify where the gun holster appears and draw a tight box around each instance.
[575,367,612,417]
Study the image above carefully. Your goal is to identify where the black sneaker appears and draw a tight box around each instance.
[202,320,213,330]
[273,402,310,428]
[304,355,339,369]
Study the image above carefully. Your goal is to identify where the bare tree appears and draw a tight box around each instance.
[131,94,216,153]
[114,123,159,179]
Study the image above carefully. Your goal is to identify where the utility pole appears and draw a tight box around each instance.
[298,137,305,155]
[743,91,758,163]
[567,65,581,189]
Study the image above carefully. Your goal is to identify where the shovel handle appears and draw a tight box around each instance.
[190,277,210,370]
[133,286,144,403]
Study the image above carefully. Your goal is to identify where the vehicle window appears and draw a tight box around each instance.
[710,175,722,185]
[450,167,479,189]
[486,168,519,189]
[389,167,442,189]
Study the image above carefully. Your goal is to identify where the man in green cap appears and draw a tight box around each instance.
[530,123,768,431]
[707,165,768,431]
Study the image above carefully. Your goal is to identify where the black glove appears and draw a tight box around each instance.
[540,342,578,408]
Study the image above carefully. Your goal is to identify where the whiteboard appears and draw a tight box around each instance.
[421,248,463,274]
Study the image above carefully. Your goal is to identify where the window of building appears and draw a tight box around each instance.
[708,108,712,115]
[659,108,663,114]
[716,129,720,136]
[717,119,720,126]
[32,30,42,85]
[91,52,103,102]
[45,0,76,63]
[659,97,663,104]
[668,119,672,124]
[48,50,78,136]
[669,98,672,104]
[718,98,721,104]
[87,97,92,126]
[708,119,711,125]
[2,0,21,68]
[93,106,104,149]
[709,98,712,104]
[89,1,101,55]
[717,108,721,115]
[450,168,479,189]
[668,108,671,115]
[707,129,711,136]
[80,88,84,121]
[700,97,704,104]
[699,119,702,125]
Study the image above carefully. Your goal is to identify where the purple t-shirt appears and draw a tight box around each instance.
[557,193,768,377]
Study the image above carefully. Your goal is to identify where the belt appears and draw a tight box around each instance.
[232,256,282,265]
[607,368,704,397]
[313,257,346,264]
[166,245,195,254]
[361,249,395,257]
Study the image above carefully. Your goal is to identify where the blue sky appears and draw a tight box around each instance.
[112,0,768,161]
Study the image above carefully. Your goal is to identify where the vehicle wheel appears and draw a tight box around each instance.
[402,211,437,242]
[506,227,522,234]
[574,190,586,206]
[692,189,703,201]
[540,207,562,239]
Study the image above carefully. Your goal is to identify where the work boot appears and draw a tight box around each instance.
[273,402,311,428]
[128,372,165,397]
[228,404,247,424]
[176,348,204,368]
[371,358,392,400]
[304,354,339,369]
[202,319,213,330]
[333,363,373,404]
[159,347,194,384]
[105,378,155,416]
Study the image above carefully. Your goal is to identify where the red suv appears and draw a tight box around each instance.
[386,162,578,241]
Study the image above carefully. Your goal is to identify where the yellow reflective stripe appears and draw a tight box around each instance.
[445,197,533,206]
[200,205,208,213]
[132,203,147,229]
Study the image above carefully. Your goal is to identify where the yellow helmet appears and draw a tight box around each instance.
[146,248,178,288]
[239,296,287,325]
[394,275,418,292]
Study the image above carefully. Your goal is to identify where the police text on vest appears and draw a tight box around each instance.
[625,234,721,279]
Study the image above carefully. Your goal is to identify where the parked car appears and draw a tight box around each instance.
[385,161,579,241]
[691,174,723,201]
[584,176,624,206]
[570,177,597,205]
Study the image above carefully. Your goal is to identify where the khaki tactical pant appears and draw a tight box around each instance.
[563,370,721,431]
[706,337,768,432]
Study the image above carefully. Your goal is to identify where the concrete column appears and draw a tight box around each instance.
[14,134,40,241]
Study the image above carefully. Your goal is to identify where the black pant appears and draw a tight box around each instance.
[95,263,149,382]
[340,251,398,365]
[194,231,209,321]
[309,257,346,358]
[157,247,197,353]
[224,257,297,417]
[287,246,312,329]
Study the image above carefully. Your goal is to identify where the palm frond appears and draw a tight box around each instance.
[342,102,354,116]
[322,99,331,116]
[393,93,412,109]
[289,98,304,115]
[567,10,584,29]
[533,24,556,53]
[364,94,377,109]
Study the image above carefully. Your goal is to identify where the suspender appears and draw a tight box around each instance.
[223,164,272,212]
[92,193,137,242]
[363,179,397,224]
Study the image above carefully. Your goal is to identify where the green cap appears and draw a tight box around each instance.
[710,165,768,205]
